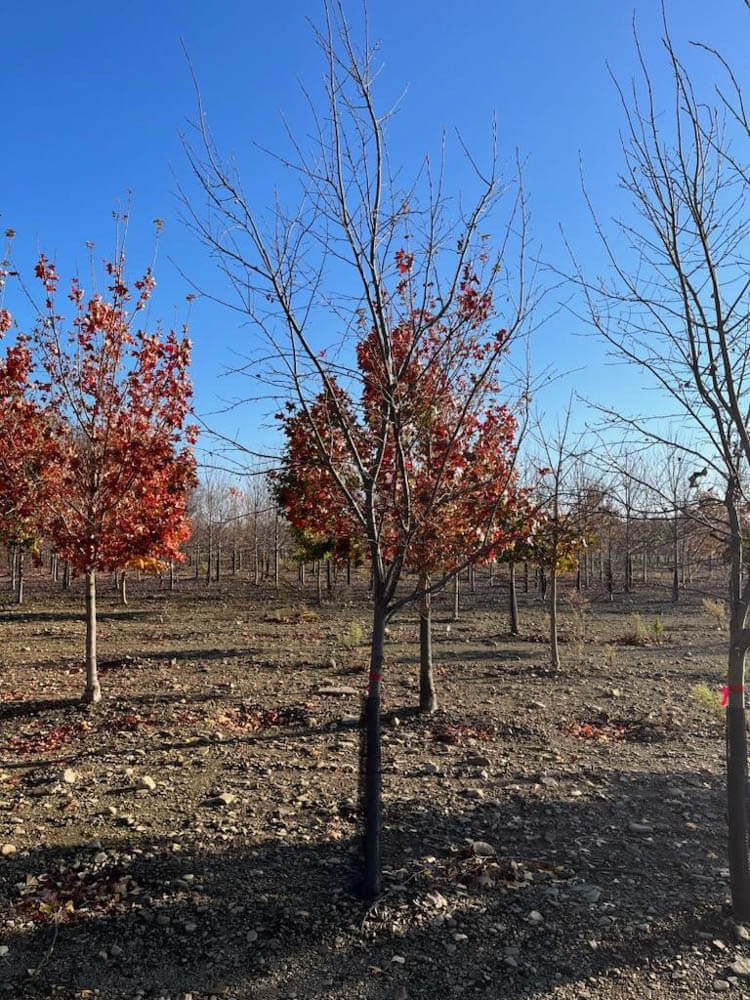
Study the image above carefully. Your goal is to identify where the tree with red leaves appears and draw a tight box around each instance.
[29,243,198,703]
[0,337,61,602]
[186,6,537,897]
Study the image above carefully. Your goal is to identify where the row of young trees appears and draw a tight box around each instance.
[0,228,198,703]
[3,1,749,916]
[182,2,750,909]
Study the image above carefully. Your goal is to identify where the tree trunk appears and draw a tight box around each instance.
[120,571,128,606]
[347,559,351,586]
[84,569,101,703]
[727,637,750,919]
[509,559,520,635]
[206,526,213,587]
[274,514,280,590]
[362,598,385,899]
[523,560,529,593]
[63,560,71,590]
[672,515,680,602]
[549,565,560,670]
[15,547,24,605]
[215,543,221,583]
[624,517,632,593]
[254,512,260,585]
[169,560,176,590]
[726,495,750,919]
[9,544,17,593]
[418,572,436,713]
[452,572,460,621]
[326,559,332,593]
[316,560,322,605]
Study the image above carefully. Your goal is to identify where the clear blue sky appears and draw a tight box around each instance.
[2,0,747,467]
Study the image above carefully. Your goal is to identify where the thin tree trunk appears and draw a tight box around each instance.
[120,571,127,606]
[509,559,519,635]
[63,560,71,591]
[9,544,17,593]
[316,560,322,604]
[523,560,529,593]
[418,571,436,713]
[726,495,750,920]
[727,637,750,921]
[274,513,280,590]
[549,565,560,670]
[347,559,351,586]
[15,547,23,605]
[84,569,101,703]
[362,597,385,899]
[452,572,460,621]
[624,517,632,593]
[326,559,332,593]
[169,560,175,590]
[206,525,213,587]
[254,511,260,586]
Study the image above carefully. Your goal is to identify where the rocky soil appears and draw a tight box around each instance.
[0,572,746,999]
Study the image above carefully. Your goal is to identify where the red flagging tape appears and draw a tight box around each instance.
[722,684,745,707]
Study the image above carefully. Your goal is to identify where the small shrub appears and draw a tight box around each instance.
[621,613,649,645]
[651,616,664,640]
[690,682,724,721]
[343,621,364,648]
[566,592,590,658]
[702,597,728,630]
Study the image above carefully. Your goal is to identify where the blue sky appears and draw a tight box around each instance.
[2,0,747,468]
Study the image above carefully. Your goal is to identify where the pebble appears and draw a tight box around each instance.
[728,957,750,977]
[713,980,731,992]
[628,822,654,834]
[528,910,544,924]
[1,844,16,856]
[736,924,750,942]
[471,841,496,857]
[137,776,157,791]
[391,955,406,964]
[62,768,78,784]
[204,792,236,809]
[0,945,8,957]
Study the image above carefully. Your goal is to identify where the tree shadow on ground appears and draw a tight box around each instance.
[0,768,736,1000]
[0,610,156,625]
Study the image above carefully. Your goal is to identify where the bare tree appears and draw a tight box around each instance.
[182,4,535,896]
[570,13,750,917]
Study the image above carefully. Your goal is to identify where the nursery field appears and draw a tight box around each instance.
[0,573,744,1000]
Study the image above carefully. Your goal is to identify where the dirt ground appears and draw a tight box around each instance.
[0,569,745,999]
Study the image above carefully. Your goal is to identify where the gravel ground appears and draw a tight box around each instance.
[0,572,745,999]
